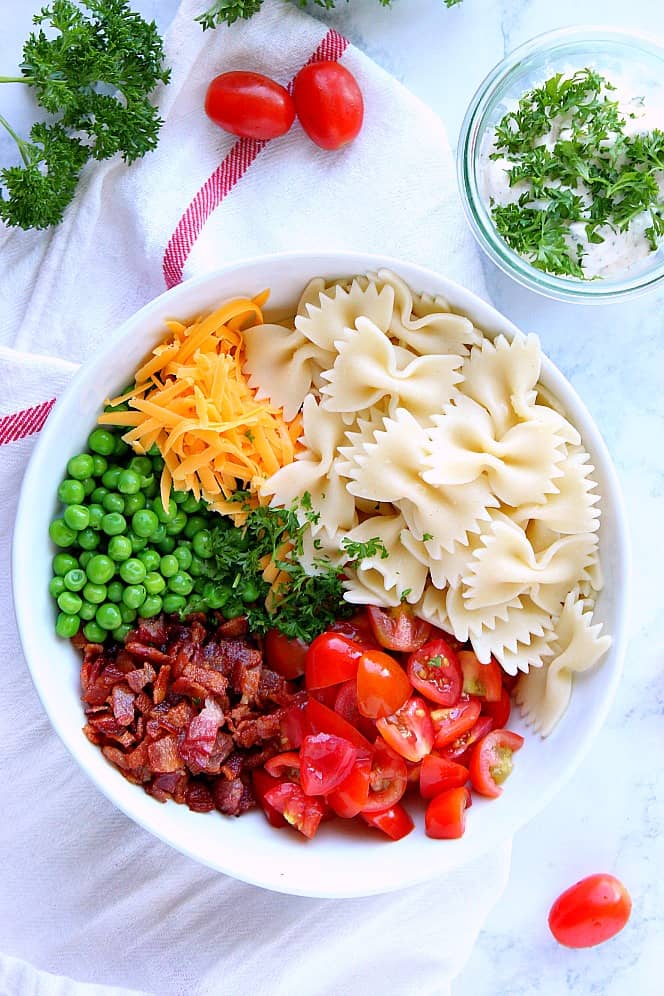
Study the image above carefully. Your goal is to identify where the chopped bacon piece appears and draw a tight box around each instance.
[125,642,173,665]
[185,781,216,813]
[147,735,184,773]
[131,617,168,645]
[220,751,244,780]
[152,664,171,705]
[111,684,135,726]
[216,616,249,638]
[126,663,156,693]
[182,663,229,699]
[179,698,225,774]
[212,777,249,816]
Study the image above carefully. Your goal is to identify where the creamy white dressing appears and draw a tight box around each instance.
[479,75,664,280]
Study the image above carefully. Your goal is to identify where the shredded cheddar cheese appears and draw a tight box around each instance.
[99,295,300,516]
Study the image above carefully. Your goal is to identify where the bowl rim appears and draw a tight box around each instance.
[12,250,632,897]
[457,24,664,304]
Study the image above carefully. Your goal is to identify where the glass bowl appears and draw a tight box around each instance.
[457,26,664,303]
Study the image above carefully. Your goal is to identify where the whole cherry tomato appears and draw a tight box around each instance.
[293,62,364,150]
[205,71,295,140]
[548,874,632,948]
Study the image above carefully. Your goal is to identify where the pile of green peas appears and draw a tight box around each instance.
[49,423,221,644]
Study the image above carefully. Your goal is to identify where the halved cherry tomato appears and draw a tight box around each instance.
[264,782,326,838]
[292,62,363,150]
[280,691,308,749]
[205,71,296,140]
[299,733,357,796]
[361,803,414,841]
[356,649,411,719]
[425,787,472,839]
[481,687,512,729]
[361,741,407,813]
[419,754,469,800]
[264,629,308,680]
[308,685,340,709]
[305,697,372,751]
[548,874,632,948]
[469,729,524,798]
[440,716,494,764]
[251,769,287,828]
[334,680,377,741]
[459,651,503,702]
[327,750,372,818]
[366,604,432,652]
[376,696,434,763]
[407,639,463,706]
[264,751,301,780]
[430,696,481,749]
[405,760,422,786]
[306,632,363,689]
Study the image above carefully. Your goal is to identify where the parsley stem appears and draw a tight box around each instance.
[0,76,32,84]
[0,112,30,166]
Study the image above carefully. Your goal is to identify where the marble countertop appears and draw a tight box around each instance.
[1,2,662,994]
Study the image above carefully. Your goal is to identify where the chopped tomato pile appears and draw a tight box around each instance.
[258,604,524,841]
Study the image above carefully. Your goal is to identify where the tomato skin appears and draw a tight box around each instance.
[264,781,326,838]
[549,875,632,948]
[469,729,524,798]
[362,741,408,813]
[264,629,308,680]
[264,751,301,780]
[419,754,469,800]
[361,803,414,841]
[356,649,411,719]
[306,631,364,690]
[376,696,434,763]
[280,691,308,749]
[440,715,494,765]
[327,751,372,818]
[305,696,373,751]
[425,787,472,839]
[334,680,377,741]
[251,769,288,828]
[481,687,511,729]
[299,733,357,796]
[329,612,380,649]
[293,61,363,150]
[366,604,432,652]
[205,71,295,140]
[407,639,463,707]
[459,651,503,702]
[430,696,481,749]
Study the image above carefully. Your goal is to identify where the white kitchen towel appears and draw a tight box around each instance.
[0,2,510,994]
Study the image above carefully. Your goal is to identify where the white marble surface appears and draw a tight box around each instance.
[1,1,662,994]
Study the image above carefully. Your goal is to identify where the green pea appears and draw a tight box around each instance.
[91,454,108,477]
[172,489,188,505]
[79,551,93,569]
[165,512,187,536]
[139,594,162,619]
[112,624,132,643]
[144,571,166,595]
[192,530,213,559]
[108,535,132,562]
[49,576,66,598]
[119,603,137,624]
[147,443,161,457]
[117,469,141,495]
[160,554,179,578]
[58,478,85,505]
[83,582,107,605]
[189,555,206,577]
[222,598,243,620]
[123,492,146,516]
[143,479,158,499]
[88,428,116,456]
[122,584,146,609]
[67,453,94,480]
[163,593,186,614]
[78,527,100,551]
[83,478,97,496]
[173,546,192,570]
[91,486,109,505]
[83,621,106,643]
[53,553,78,576]
[151,456,164,473]
[127,531,148,552]
[86,554,115,585]
[113,436,130,456]
[150,523,167,544]
[64,568,87,592]
[129,456,152,477]
[181,494,202,514]
[96,602,123,631]
[102,491,125,514]
[63,504,90,531]
[184,515,207,539]
[49,518,77,548]
[102,512,126,536]
[57,591,82,615]
[79,600,97,621]
[132,508,159,538]
[56,612,81,639]
[105,400,128,413]
[119,558,147,584]
[101,467,122,490]
[152,496,177,523]
[87,504,105,530]
[157,536,176,554]
[240,579,261,603]
[203,582,230,609]
[107,580,124,603]
[138,548,161,571]
[167,571,193,596]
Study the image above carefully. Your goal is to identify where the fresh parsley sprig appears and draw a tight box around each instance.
[196,0,463,30]
[0,0,170,230]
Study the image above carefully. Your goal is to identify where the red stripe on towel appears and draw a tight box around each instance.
[0,398,56,447]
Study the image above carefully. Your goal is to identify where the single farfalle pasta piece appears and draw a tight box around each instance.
[514,445,602,537]
[320,317,464,425]
[295,277,395,349]
[455,591,556,673]
[242,323,333,421]
[515,590,612,734]
[444,583,525,649]
[460,332,541,435]
[342,513,428,607]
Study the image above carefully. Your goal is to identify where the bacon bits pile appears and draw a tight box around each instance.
[78,614,296,816]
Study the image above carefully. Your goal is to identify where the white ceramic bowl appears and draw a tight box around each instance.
[13,252,630,898]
